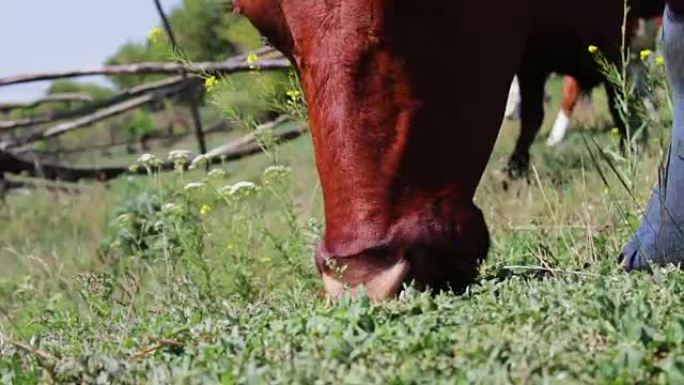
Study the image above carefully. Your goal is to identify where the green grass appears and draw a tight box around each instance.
[1,74,681,384]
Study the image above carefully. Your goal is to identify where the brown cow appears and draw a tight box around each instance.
[235,0,683,300]
[546,17,662,146]
[504,1,664,178]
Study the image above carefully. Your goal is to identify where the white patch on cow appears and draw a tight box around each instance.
[547,110,571,146]
[504,76,521,121]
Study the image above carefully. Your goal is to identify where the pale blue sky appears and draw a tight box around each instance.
[0,0,183,102]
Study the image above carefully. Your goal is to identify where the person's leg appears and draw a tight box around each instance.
[622,3,684,270]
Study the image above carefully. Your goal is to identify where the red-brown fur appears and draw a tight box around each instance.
[235,0,667,299]
[235,1,528,296]
[561,76,582,116]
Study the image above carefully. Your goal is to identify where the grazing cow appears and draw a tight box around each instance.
[546,17,663,147]
[504,1,664,179]
[235,0,682,300]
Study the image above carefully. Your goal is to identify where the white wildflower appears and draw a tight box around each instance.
[169,150,193,172]
[168,149,193,162]
[162,203,183,215]
[116,213,132,224]
[263,165,292,180]
[207,169,226,179]
[137,153,160,166]
[184,182,206,192]
[220,181,260,199]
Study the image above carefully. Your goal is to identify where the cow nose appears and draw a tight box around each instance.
[316,242,411,301]
[318,241,486,301]
[317,232,489,301]
[316,203,490,300]
[321,255,411,301]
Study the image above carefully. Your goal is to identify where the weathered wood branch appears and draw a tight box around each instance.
[0,59,291,88]
[0,76,186,131]
[205,115,293,158]
[4,82,189,148]
[0,177,82,194]
[205,123,304,163]
[19,120,232,157]
[0,116,306,182]
[0,47,284,131]
[0,94,93,112]
[0,150,131,182]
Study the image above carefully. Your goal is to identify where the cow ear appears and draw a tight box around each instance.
[233,0,294,55]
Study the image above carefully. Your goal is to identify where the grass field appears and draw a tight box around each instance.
[2,75,684,384]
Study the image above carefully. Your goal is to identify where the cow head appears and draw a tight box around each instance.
[235,0,526,300]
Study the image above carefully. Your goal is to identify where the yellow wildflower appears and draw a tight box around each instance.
[200,204,212,216]
[246,53,259,64]
[247,53,259,69]
[588,45,598,54]
[640,49,652,61]
[204,76,218,92]
[656,55,665,66]
[148,28,164,44]
[286,89,301,101]
[611,127,621,140]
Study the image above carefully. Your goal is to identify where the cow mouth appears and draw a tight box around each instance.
[315,202,490,300]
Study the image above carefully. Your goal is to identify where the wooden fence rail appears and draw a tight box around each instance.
[0,46,301,192]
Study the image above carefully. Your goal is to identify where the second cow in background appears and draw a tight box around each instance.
[504,7,664,179]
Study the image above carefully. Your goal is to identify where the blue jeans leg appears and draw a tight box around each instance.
[622,5,684,271]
